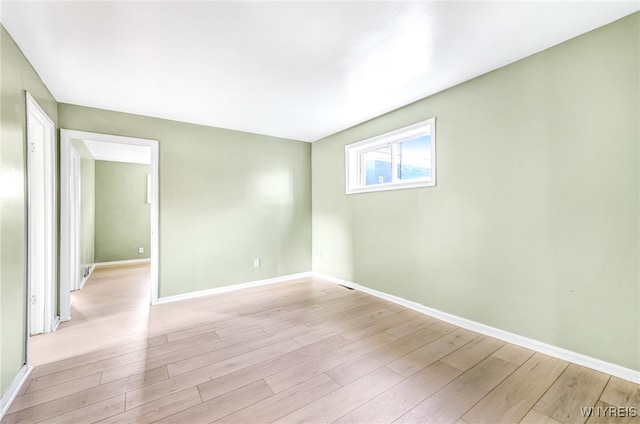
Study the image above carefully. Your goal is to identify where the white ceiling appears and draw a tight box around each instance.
[81,139,151,165]
[1,1,638,142]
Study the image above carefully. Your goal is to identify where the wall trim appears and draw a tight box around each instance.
[78,264,96,290]
[313,272,640,384]
[51,316,60,332]
[155,272,312,305]
[25,92,58,336]
[93,258,151,267]
[0,365,32,421]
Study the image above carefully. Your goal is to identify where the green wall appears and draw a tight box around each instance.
[95,160,150,262]
[58,104,312,297]
[312,13,639,371]
[0,26,58,395]
[70,139,95,276]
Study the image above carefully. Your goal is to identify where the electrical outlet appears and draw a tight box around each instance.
[253,259,260,268]
[138,247,144,254]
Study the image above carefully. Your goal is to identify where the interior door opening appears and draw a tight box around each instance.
[59,130,159,324]
[26,92,56,336]
[69,147,81,292]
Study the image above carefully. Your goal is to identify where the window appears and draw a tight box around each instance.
[346,117,436,194]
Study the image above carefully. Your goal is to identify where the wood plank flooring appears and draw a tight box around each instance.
[4,263,639,424]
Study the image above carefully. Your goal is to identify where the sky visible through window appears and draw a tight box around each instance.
[365,135,431,186]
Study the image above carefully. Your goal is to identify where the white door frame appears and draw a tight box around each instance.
[25,92,57,335]
[69,147,82,291]
[59,129,159,322]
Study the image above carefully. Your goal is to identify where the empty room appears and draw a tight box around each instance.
[1,1,639,423]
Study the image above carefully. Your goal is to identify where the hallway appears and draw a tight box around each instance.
[29,263,152,366]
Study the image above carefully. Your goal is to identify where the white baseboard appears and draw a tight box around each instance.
[94,258,151,267]
[78,264,96,290]
[51,315,61,332]
[155,272,313,305]
[0,365,32,421]
[313,272,640,384]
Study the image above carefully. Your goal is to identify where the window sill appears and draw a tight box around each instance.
[346,178,435,195]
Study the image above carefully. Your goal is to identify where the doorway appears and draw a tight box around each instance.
[59,130,159,322]
[26,93,56,336]
[69,148,81,292]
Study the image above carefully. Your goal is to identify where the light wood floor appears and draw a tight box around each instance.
[4,263,639,424]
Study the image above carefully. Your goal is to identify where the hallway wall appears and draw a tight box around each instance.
[95,160,151,262]
[0,25,58,396]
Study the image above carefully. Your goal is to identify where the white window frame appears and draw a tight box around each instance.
[345,117,436,194]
